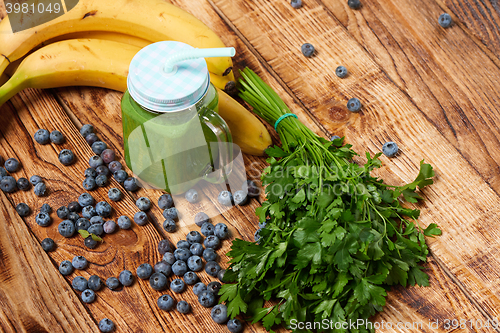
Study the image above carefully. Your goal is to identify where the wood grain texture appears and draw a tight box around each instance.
[210,0,500,327]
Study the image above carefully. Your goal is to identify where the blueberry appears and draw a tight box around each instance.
[347,98,362,112]
[158,193,173,209]
[137,263,153,280]
[100,149,115,164]
[89,155,104,169]
[1,176,17,192]
[259,218,268,229]
[348,0,361,9]
[85,133,99,146]
[123,177,139,191]
[183,271,199,285]
[204,235,221,249]
[34,129,50,144]
[187,255,203,272]
[103,220,116,233]
[95,165,110,177]
[4,158,20,172]
[174,248,191,262]
[36,212,51,226]
[95,174,108,187]
[113,170,128,183]
[17,177,30,191]
[157,294,175,311]
[290,0,302,9]
[65,202,79,213]
[233,190,248,206]
[186,230,203,244]
[118,270,134,287]
[117,215,132,229]
[92,141,107,155]
[439,13,452,28]
[201,222,215,237]
[29,175,43,185]
[81,289,96,303]
[87,223,104,236]
[82,177,96,191]
[185,189,199,203]
[217,190,233,206]
[41,237,56,252]
[382,141,399,157]
[72,255,88,270]
[16,203,30,217]
[95,201,112,217]
[163,219,177,233]
[75,218,90,232]
[58,149,75,166]
[33,182,47,196]
[194,212,210,227]
[163,252,176,265]
[218,269,228,283]
[56,206,70,219]
[0,167,5,178]
[68,212,80,222]
[149,272,168,291]
[227,319,243,332]
[82,205,97,219]
[177,240,190,249]
[59,260,73,275]
[335,65,348,78]
[207,281,222,295]
[170,278,186,293]
[158,239,174,255]
[80,124,94,137]
[88,275,103,291]
[254,228,262,243]
[203,248,218,262]
[84,236,98,249]
[189,243,204,256]
[106,277,121,290]
[49,130,64,144]
[154,261,172,277]
[193,282,207,296]
[205,261,221,277]
[163,207,178,220]
[98,318,115,333]
[90,216,104,225]
[72,276,88,291]
[215,223,229,240]
[134,211,148,226]
[242,179,260,197]
[211,304,228,324]
[330,135,341,141]
[172,260,188,276]
[108,161,122,174]
[176,300,190,314]
[78,193,94,207]
[301,43,315,57]
[198,290,216,308]
[58,220,75,237]
[136,197,151,211]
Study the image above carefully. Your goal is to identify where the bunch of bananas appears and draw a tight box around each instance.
[0,0,271,156]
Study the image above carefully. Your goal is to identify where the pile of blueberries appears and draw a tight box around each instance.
[0,155,49,196]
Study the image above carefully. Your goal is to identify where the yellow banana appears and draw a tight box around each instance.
[0,39,270,155]
[0,0,234,79]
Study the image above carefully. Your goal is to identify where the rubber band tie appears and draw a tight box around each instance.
[274,113,298,130]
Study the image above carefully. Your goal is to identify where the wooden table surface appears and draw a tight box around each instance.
[1,0,500,332]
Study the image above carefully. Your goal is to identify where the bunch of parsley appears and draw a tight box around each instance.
[219,68,441,333]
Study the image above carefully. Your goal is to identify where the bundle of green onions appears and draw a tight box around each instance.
[219,68,440,333]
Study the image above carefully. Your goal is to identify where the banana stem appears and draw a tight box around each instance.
[0,58,9,78]
[0,75,25,107]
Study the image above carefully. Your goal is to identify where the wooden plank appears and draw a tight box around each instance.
[209,0,500,327]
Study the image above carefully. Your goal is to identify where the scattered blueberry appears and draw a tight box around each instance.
[59,260,73,275]
[1,176,17,192]
[29,175,43,185]
[183,271,199,285]
[215,223,229,240]
[134,211,148,226]
[34,182,47,196]
[137,263,153,280]
[72,276,88,291]
[254,228,262,243]
[217,191,233,206]
[113,170,128,183]
[81,289,96,303]
[227,318,243,332]
[41,237,56,252]
[80,124,94,137]
[163,252,176,265]
[100,149,115,164]
[87,223,104,236]
[56,206,70,219]
[88,275,103,291]
[439,13,452,28]
[68,212,80,222]
[174,248,191,262]
[154,261,172,277]
[290,0,302,9]
[158,239,174,255]
[335,65,348,78]
[85,133,99,146]
[163,207,178,220]
[347,98,362,112]
[163,219,176,233]
[193,282,207,296]
[49,130,64,144]
[58,220,75,237]
[95,174,108,187]
[190,243,204,256]
[201,222,215,237]
[92,141,107,155]
[108,161,122,173]
[17,177,30,191]
[35,212,51,227]
[187,255,203,272]
[301,43,315,57]
[119,270,134,287]
[72,256,88,270]
[4,158,20,173]
[117,215,132,229]
[84,236,98,249]
[123,177,139,191]
[41,204,53,214]
[205,261,221,277]
[90,216,104,225]
[211,304,228,324]
[194,212,210,227]
[198,290,216,308]
[16,203,30,217]
[34,129,50,144]
[233,190,248,205]
[207,281,222,295]
[176,300,190,314]
[81,205,97,219]
[95,201,112,217]
[218,269,228,283]
[157,294,175,311]
[95,165,110,177]
[106,277,121,291]
[83,168,97,179]
[348,0,361,9]
[136,197,151,211]
[330,135,341,141]
[243,180,260,197]
[172,260,188,276]
[171,278,186,293]
[82,177,96,191]
[76,218,91,231]
[203,248,218,262]
[204,235,221,249]
[67,201,81,213]
[89,155,104,169]
[103,220,116,234]
[98,318,115,333]
[78,193,94,207]
[185,189,199,203]
[382,141,399,157]
[58,149,75,166]
[177,240,190,249]
[149,272,168,291]
[0,167,6,179]
[158,193,173,209]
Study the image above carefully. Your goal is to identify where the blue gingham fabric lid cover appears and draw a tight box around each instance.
[127,41,210,113]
